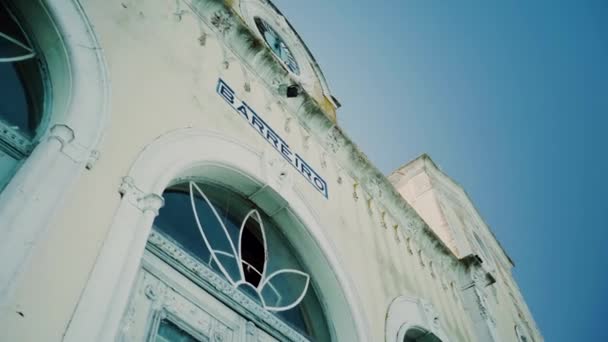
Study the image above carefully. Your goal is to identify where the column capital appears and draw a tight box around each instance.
[118,176,164,216]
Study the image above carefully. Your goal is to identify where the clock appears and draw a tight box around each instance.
[254,17,300,75]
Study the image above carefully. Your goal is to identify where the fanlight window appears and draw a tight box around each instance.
[152,181,330,341]
[254,17,300,75]
[0,0,45,190]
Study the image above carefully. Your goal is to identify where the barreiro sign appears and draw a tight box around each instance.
[217,79,329,198]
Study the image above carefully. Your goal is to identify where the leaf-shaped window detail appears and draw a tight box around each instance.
[154,181,331,340]
[238,210,267,288]
[189,182,241,285]
[260,270,310,312]
[190,181,310,311]
[0,5,35,63]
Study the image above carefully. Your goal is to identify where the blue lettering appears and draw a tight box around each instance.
[280,143,293,162]
[251,114,266,135]
[217,79,328,198]
[236,105,249,119]
[313,176,326,192]
[299,159,313,179]
[217,80,235,104]
[266,129,280,149]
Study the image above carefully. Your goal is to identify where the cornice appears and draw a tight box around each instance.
[183,0,468,277]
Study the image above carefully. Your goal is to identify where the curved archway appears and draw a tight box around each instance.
[64,128,370,341]
[386,295,450,342]
[0,0,109,305]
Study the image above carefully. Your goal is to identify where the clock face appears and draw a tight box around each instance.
[254,17,300,75]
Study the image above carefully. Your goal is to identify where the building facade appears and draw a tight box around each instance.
[0,0,541,341]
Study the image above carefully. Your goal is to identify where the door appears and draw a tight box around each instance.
[118,250,279,342]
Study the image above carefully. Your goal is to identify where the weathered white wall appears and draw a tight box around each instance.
[0,0,541,341]
[390,155,542,342]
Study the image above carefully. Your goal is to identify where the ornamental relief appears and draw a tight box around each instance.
[146,231,310,342]
[119,271,222,342]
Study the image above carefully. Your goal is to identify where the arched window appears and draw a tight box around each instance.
[121,180,331,341]
[0,0,46,190]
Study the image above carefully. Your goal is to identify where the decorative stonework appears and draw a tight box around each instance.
[366,197,374,216]
[385,296,450,342]
[320,152,327,169]
[0,120,33,156]
[473,286,496,328]
[418,250,425,267]
[147,231,310,342]
[380,211,388,229]
[85,149,100,170]
[301,134,310,151]
[118,176,165,215]
[245,321,257,337]
[210,9,233,34]
[405,237,414,255]
[393,224,401,242]
[367,176,384,199]
[325,126,346,154]
[284,117,292,133]
[420,299,441,332]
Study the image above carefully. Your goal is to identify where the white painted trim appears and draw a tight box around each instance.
[0,0,110,307]
[63,128,371,342]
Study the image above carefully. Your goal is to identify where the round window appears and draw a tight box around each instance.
[254,17,300,75]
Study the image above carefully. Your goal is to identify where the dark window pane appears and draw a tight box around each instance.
[0,2,43,138]
[156,319,201,342]
[0,149,19,190]
[0,63,30,133]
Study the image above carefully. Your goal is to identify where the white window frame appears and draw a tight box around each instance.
[120,248,277,342]
[152,228,311,341]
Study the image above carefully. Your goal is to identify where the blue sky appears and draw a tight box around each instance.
[273,0,607,340]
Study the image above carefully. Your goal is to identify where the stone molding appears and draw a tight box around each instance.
[118,176,165,215]
[0,0,110,308]
[146,231,310,342]
[385,295,451,342]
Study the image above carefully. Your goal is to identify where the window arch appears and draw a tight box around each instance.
[386,295,450,342]
[150,180,331,341]
[0,0,47,190]
[64,130,368,341]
